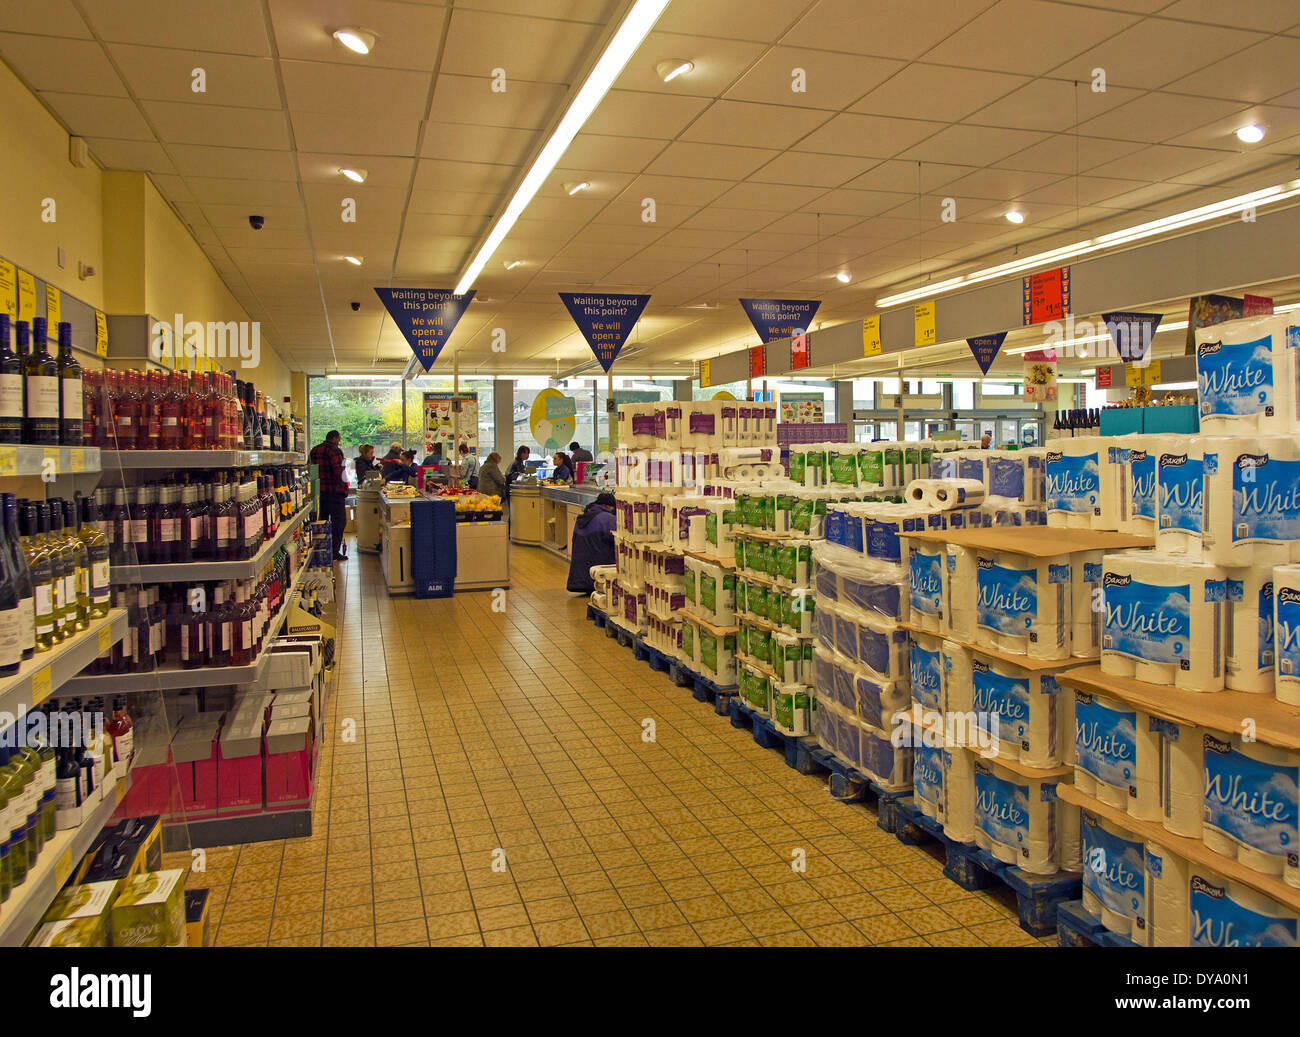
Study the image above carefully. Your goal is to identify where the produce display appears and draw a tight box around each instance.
[435,487,502,519]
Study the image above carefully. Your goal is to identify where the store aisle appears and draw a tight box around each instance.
[176,544,1053,948]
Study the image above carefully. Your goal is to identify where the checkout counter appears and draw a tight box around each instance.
[510,483,603,560]
[379,487,510,595]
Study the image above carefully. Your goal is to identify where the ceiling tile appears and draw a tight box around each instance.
[297,153,415,187]
[1164,36,1300,104]
[749,152,877,189]
[806,188,919,218]
[109,44,281,109]
[1159,0,1300,30]
[681,99,832,150]
[559,133,664,173]
[415,159,516,193]
[586,90,711,139]
[785,0,996,60]
[709,181,827,213]
[1018,174,1150,206]
[86,138,175,173]
[844,160,977,193]
[655,0,803,43]
[420,121,538,165]
[430,73,567,130]
[938,167,1065,201]
[439,8,598,84]
[854,64,1028,122]
[292,109,419,154]
[281,61,430,122]
[726,48,905,111]
[967,78,1143,132]
[1076,92,1246,144]
[142,99,291,148]
[167,144,298,179]
[646,141,778,180]
[0,0,92,37]
[620,174,733,207]
[37,91,153,140]
[0,35,124,96]
[993,134,1144,174]
[267,0,449,72]
[79,0,271,55]
[183,176,304,206]
[199,201,307,230]
[798,113,946,159]
[408,189,501,216]
[899,124,1049,165]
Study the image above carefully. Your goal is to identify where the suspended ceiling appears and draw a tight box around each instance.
[2,0,1300,376]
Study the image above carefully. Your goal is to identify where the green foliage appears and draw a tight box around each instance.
[308,382,402,458]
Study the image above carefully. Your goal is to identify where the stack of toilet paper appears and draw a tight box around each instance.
[974,550,1072,661]
[1201,732,1299,888]
[812,544,908,624]
[1195,314,1300,437]
[1080,811,1149,940]
[1046,436,1115,529]
[972,758,1079,874]
[1275,564,1300,704]
[1143,856,1298,947]
[969,658,1073,769]
[1072,689,1162,820]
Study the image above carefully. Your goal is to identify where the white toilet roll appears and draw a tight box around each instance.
[1046,437,1108,529]
[943,746,977,843]
[1195,314,1300,438]
[1201,733,1299,882]
[1202,435,1300,568]
[1276,564,1300,705]
[1071,550,1105,659]
[943,544,978,642]
[1099,550,1227,693]
[908,541,944,633]
[1081,811,1147,938]
[1190,871,1298,947]
[974,551,1071,660]
[1072,689,1162,820]
[1225,566,1275,694]
[1156,443,1206,555]
[910,631,944,711]
[1142,842,1191,947]
[914,742,944,824]
[972,759,1064,875]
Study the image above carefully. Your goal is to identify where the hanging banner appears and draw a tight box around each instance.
[1243,293,1274,317]
[373,287,475,371]
[790,333,811,371]
[699,359,711,388]
[1023,359,1057,402]
[1102,311,1162,365]
[16,270,35,322]
[862,315,881,357]
[0,261,15,318]
[1022,267,1070,325]
[914,302,935,346]
[749,345,766,379]
[1185,294,1242,351]
[739,298,820,343]
[529,388,576,454]
[559,292,650,372]
[966,331,1007,375]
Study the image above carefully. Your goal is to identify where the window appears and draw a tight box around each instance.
[307,376,404,486]
[953,380,976,409]
[852,379,874,410]
[693,379,747,400]
[405,376,495,459]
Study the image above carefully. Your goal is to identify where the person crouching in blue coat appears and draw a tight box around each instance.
[567,492,617,593]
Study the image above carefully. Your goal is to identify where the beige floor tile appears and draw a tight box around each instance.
[644,924,704,947]
[534,918,590,946]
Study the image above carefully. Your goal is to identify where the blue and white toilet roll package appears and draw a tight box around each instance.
[1071,550,1105,659]
[972,759,1076,875]
[913,744,977,844]
[969,657,1072,768]
[908,540,944,633]
[986,448,1046,504]
[1189,871,1298,948]
[1081,811,1147,940]
[1046,436,1114,529]
[1156,442,1205,555]
[1200,733,1300,887]
[1141,842,1192,947]
[1072,689,1162,820]
[1275,564,1300,706]
[974,550,1072,660]
[1195,314,1300,437]
[909,631,944,711]
[943,543,978,643]
[1225,565,1275,694]
[1202,435,1300,568]
[1111,436,1162,537]
[942,638,974,715]
[811,543,908,623]
[1099,550,1227,693]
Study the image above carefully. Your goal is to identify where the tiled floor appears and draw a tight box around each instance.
[169,539,1056,947]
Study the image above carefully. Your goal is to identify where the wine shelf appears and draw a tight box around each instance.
[0,609,128,731]
[99,449,306,470]
[110,505,313,584]
[0,445,101,478]
[60,560,312,694]
[0,772,131,946]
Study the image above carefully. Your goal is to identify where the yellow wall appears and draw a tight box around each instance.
[0,58,296,400]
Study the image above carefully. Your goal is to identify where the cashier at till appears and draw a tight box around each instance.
[386,450,420,484]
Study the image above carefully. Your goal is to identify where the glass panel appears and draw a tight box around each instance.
[306,375,403,487]
[851,378,874,409]
[953,379,976,409]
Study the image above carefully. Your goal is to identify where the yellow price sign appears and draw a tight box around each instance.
[97,625,111,654]
[32,666,52,703]
[0,450,14,477]
[699,359,711,388]
[862,315,882,357]
[16,270,35,322]
[95,310,108,356]
[1145,359,1162,385]
[0,260,15,318]
[1124,360,1162,387]
[913,302,936,347]
[45,283,60,328]
[70,448,85,471]
[56,848,74,886]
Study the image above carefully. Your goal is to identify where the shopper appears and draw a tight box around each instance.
[569,441,594,464]
[355,443,380,484]
[505,446,531,489]
[422,442,444,468]
[980,432,992,449]
[478,452,507,499]
[457,442,480,488]
[566,492,617,593]
[310,429,349,562]
[388,450,420,484]
[551,452,574,483]
[379,441,404,478]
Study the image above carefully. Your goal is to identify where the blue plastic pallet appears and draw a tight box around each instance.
[728,698,821,774]
[892,796,1083,936]
[1056,899,1141,948]
[806,745,911,833]
[666,661,695,689]
[586,604,608,629]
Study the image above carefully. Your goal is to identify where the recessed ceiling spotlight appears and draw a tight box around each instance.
[1005,210,1025,224]
[564,180,591,195]
[835,271,851,284]
[339,167,367,183]
[1237,124,1265,144]
[344,255,363,266]
[504,259,523,270]
[332,27,377,55]
[655,59,693,82]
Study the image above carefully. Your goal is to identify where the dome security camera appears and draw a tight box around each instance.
[249,214,265,230]
[351,301,361,311]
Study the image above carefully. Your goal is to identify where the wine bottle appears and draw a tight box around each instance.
[0,314,22,444]
[23,318,59,445]
[56,322,83,446]
[20,503,55,653]
[0,509,24,676]
[62,498,89,630]
[2,495,34,661]
[78,493,110,620]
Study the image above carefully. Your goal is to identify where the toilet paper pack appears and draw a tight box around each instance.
[1275,566,1300,705]
[908,541,944,632]
[1118,440,1160,537]
[1225,566,1275,694]
[1141,842,1191,947]
[1081,812,1147,938]
[987,451,1045,504]
[1195,314,1300,437]
[909,632,944,711]
[1046,438,1106,528]
[1156,446,1204,555]
[974,551,1071,660]
[1201,733,1299,883]
[972,759,1063,874]
[1158,717,1212,839]
[1189,872,1298,947]
[1202,438,1300,568]
[1072,690,1161,820]
[914,744,945,825]
[970,660,1069,768]
[1071,550,1105,659]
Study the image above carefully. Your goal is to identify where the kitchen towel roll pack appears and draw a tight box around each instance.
[1141,842,1191,947]
[1071,550,1105,659]
[1225,565,1275,693]
[1081,811,1147,939]
[1156,442,1206,555]
[1275,564,1300,704]
[1195,314,1300,437]
[1189,871,1298,947]
[1202,435,1300,568]
[908,540,945,633]
[1201,733,1299,885]
[1072,689,1162,820]
[826,444,862,487]
[1046,437,1111,529]
[974,550,1071,660]
[857,443,904,489]
[969,658,1070,768]
[1099,550,1227,693]
[972,759,1065,874]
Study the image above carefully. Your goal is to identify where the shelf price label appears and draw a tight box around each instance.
[914,302,936,347]
[16,270,35,322]
[56,848,73,886]
[45,284,60,328]
[97,625,111,654]
[70,448,85,472]
[31,667,51,703]
[0,260,15,318]
[95,310,108,356]
[0,450,14,478]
